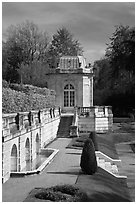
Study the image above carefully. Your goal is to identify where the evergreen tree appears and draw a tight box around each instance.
[106,25,135,77]
[48,27,83,68]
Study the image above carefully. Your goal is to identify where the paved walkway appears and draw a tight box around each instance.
[2,138,82,202]
[115,143,135,201]
[2,136,135,202]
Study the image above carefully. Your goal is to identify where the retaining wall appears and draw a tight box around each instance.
[2,108,60,183]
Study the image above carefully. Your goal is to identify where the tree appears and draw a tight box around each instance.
[106,25,135,77]
[93,25,135,116]
[20,61,49,87]
[93,58,112,90]
[3,20,49,83]
[2,41,21,83]
[105,25,135,98]
[48,27,83,68]
[93,57,113,105]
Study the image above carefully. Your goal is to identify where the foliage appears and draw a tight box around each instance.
[93,58,112,90]
[93,88,111,106]
[105,92,134,117]
[2,80,9,88]
[93,25,135,116]
[2,84,55,113]
[48,27,83,68]
[35,184,88,202]
[2,41,20,83]
[106,25,135,76]
[19,61,49,87]
[3,20,49,83]
[8,82,54,96]
[80,138,97,175]
[3,22,84,85]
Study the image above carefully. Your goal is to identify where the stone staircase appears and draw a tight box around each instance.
[96,151,127,178]
[57,115,73,138]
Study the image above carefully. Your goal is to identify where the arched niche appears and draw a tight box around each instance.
[11,144,17,172]
[36,133,40,155]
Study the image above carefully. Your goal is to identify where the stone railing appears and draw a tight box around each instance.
[69,107,79,137]
[2,107,61,142]
[77,106,95,117]
[78,106,112,116]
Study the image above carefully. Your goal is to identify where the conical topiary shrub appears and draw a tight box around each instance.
[89,131,98,151]
[80,138,97,175]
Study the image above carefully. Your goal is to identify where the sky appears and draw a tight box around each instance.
[2,1,135,64]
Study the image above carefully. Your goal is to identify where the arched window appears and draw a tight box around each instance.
[64,84,75,107]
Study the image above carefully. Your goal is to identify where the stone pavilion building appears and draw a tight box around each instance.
[46,56,93,112]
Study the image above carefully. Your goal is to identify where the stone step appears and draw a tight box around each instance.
[111,164,119,175]
[98,159,105,169]
[105,161,112,171]
[97,157,119,176]
[57,116,73,137]
[96,151,127,178]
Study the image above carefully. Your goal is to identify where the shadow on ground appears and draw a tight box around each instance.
[76,167,131,202]
[86,191,130,202]
[66,152,81,155]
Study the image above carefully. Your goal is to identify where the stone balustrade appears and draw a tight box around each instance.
[70,106,113,135]
[69,107,79,137]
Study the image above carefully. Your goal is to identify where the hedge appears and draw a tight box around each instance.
[9,83,55,96]
[2,80,9,88]
[80,138,97,175]
[2,87,55,113]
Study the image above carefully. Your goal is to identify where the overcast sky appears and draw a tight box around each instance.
[2,2,135,64]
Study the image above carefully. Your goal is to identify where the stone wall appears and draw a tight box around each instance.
[46,67,92,112]
[95,106,113,133]
[2,108,60,183]
[46,73,84,111]
[78,116,95,133]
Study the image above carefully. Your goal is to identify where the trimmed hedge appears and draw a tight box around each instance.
[2,86,55,113]
[80,138,97,175]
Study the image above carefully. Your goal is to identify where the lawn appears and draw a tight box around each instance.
[67,121,135,157]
